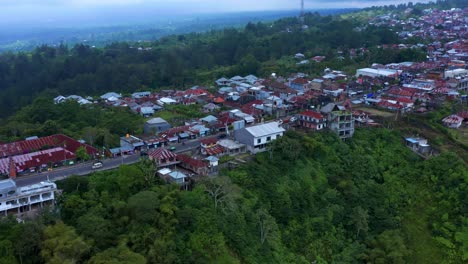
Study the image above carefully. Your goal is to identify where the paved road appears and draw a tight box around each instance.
[15,154,141,187]
[14,139,202,187]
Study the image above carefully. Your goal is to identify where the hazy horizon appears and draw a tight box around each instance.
[1,0,432,28]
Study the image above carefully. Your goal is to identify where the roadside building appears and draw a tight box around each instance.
[120,135,144,152]
[234,122,285,153]
[148,148,179,167]
[0,179,57,217]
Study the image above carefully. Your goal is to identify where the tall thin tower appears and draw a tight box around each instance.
[300,0,305,17]
[299,0,305,23]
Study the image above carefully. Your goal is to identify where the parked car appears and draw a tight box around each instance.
[92,161,103,169]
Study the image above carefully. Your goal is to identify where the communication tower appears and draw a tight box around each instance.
[299,0,305,23]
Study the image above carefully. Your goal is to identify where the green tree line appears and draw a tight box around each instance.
[0,13,404,119]
[0,129,465,263]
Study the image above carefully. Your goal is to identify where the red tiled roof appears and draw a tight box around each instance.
[177,154,208,168]
[442,115,463,124]
[431,87,452,94]
[395,97,414,104]
[185,88,208,96]
[204,145,226,156]
[200,137,218,146]
[377,101,403,109]
[161,126,190,137]
[300,110,324,119]
[241,104,262,116]
[217,116,236,125]
[386,87,416,97]
[288,96,308,104]
[0,147,75,174]
[291,78,309,85]
[0,134,97,159]
[148,148,177,160]
[456,111,468,119]
[213,97,225,103]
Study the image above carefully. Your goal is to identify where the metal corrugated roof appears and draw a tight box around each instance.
[0,179,16,192]
[148,148,177,160]
[169,171,186,179]
[146,117,169,124]
[245,122,285,137]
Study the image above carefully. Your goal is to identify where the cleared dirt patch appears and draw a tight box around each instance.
[355,106,395,118]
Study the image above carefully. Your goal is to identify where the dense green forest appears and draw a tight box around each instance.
[0,11,423,120]
[0,98,209,145]
[0,99,143,146]
[0,129,466,263]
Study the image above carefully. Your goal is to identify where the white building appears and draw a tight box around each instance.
[100,92,122,101]
[442,115,463,129]
[356,68,400,78]
[157,97,177,106]
[0,179,57,216]
[234,122,285,153]
[445,68,468,78]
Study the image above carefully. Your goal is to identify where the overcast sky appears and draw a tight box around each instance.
[0,0,431,27]
[0,0,432,9]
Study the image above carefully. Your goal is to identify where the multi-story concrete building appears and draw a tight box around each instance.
[0,179,57,217]
[321,103,355,139]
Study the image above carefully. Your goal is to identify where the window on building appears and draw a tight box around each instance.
[266,136,271,141]
[257,138,261,144]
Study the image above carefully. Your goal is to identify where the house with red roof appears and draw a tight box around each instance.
[298,110,327,131]
[312,56,326,62]
[200,138,226,156]
[0,134,97,160]
[456,111,468,121]
[377,101,404,111]
[442,114,463,129]
[289,78,309,92]
[177,154,209,175]
[213,97,225,104]
[148,148,179,167]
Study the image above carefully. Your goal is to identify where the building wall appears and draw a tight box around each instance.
[329,111,355,139]
[0,185,57,217]
[234,128,283,154]
[458,78,468,92]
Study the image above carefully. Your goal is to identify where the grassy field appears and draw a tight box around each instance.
[354,105,468,163]
[356,106,395,118]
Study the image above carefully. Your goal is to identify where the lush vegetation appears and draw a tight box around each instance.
[0,10,428,120]
[0,99,144,147]
[0,98,210,146]
[0,129,465,263]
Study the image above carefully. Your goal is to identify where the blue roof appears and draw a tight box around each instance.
[179,133,190,138]
[169,171,187,179]
[205,156,219,162]
[140,107,155,114]
[405,138,418,143]
[201,115,218,123]
[109,148,121,154]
